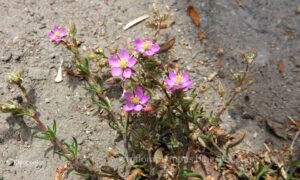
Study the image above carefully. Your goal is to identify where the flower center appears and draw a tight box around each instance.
[143,41,152,50]
[131,96,139,105]
[175,75,184,85]
[120,58,128,68]
[54,31,60,38]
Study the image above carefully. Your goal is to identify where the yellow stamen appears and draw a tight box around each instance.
[54,32,60,38]
[131,96,139,105]
[143,41,152,50]
[120,58,128,68]
[175,75,184,85]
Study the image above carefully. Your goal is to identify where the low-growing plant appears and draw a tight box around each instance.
[0,7,299,180]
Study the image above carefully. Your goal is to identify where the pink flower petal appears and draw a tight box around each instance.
[144,50,155,56]
[135,86,144,99]
[123,68,132,79]
[111,67,123,77]
[140,95,150,104]
[165,79,175,87]
[53,38,62,43]
[123,103,135,111]
[182,81,193,88]
[108,56,120,67]
[134,38,145,53]
[134,38,143,47]
[59,28,67,37]
[53,25,59,31]
[150,44,160,53]
[48,32,55,39]
[134,104,143,111]
[127,57,137,67]
[119,49,129,59]
[168,71,177,81]
[124,92,133,102]
[173,85,182,90]
[182,73,189,82]
[136,46,145,53]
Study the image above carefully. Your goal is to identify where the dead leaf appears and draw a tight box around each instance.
[266,119,287,139]
[55,59,64,83]
[266,175,277,180]
[217,81,226,97]
[107,147,118,158]
[277,60,285,77]
[64,67,85,80]
[208,72,218,81]
[55,164,68,180]
[159,37,176,53]
[197,136,207,148]
[205,175,215,180]
[296,5,300,14]
[153,148,163,165]
[123,14,149,31]
[235,0,245,8]
[126,168,146,180]
[216,47,224,57]
[198,32,207,44]
[199,83,209,94]
[230,132,245,147]
[187,6,201,27]
[191,155,219,179]
[160,18,175,29]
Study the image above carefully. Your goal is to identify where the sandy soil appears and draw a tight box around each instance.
[0,0,299,179]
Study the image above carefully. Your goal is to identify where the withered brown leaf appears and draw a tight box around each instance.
[160,18,175,29]
[55,164,68,180]
[159,37,176,53]
[187,6,201,27]
[277,60,285,77]
[126,168,146,180]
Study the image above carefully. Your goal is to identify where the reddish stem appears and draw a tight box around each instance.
[216,63,250,119]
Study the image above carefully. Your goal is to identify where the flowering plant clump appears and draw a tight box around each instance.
[108,49,137,80]
[48,25,67,43]
[0,7,297,180]
[134,38,160,56]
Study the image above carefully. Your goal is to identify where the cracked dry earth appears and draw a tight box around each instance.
[0,0,299,179]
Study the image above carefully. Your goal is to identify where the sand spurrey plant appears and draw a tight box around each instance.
[0,7,299,180]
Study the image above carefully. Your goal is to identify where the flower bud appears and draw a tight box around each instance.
[182,96,193,104]
[69,22,77,37]
[243,50,257,65]
[95,48,104,55]
[87,52,96,60]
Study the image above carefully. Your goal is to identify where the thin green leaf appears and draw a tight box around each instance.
[181,169,203,179]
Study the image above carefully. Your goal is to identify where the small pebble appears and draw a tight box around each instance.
[217,70,226,79]
[1,52,12,62]
[242,112,254,120]
[6,158,14,166]
[85,129,92,134]
[36,164,43,169]
[78,137,85,145]
[45,98,50,104]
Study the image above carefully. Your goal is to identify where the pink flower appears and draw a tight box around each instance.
[48,25,67,43]
[165,71,193,91]
[134,38,160,56]
[108,50,137,80]
[123,86,150,112]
